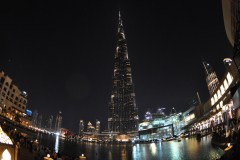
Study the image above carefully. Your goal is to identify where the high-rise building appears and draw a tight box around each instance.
[108,12,139,133]
[79,120,84,135]
[95,120,100,134]
[222,0,240,46]
[47,115,54,130]
[55,111,62,133]
[37,114,42,128]
[0,71,27,120]
[87,121,95,133]
[202,61,220,95]
[31,110,38,127]
[222,0,240,69]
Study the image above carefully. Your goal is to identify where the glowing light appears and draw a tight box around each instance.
[55,134,59,153]
[227,73,233,84]
[224,79,229,90]
[1,149,11,160]
[211,97,215,106]
[0,126,13,145]
[150,143,157,155]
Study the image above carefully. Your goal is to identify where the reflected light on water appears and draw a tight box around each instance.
[170,142,181,159]
[132,144,140,159]
[121,147,127,160]
[54,134,59,153]
[150,143,157,155]
[108,150,112,160]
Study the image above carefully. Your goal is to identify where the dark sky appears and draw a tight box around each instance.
[0,0,233,132]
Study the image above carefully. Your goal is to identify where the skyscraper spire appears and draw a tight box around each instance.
[202,61,219,95]
[108,12,138,133]
[119,11,122,26]
[118,11,124,35]
[202,61,210,75]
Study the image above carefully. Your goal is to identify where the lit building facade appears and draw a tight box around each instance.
[87,121,95,133]
[203,61,219,95]
[139,111,183,140]
[108,12,139,133]
[79,120,84,135]
[95,120,100,134]
[55,111,62,133]
[187,58,239,135]
[0,71,27,121]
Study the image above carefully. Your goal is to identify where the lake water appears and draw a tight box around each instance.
[37,134,224,160]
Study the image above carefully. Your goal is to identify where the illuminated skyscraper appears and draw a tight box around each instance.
[95,120,100,134]
[79,120,84,136]
[55,111,62,133]
[203,61,220,95]
[108,12,139,133]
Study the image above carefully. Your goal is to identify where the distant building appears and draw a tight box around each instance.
[55,111,62,133]
[47,115,54,130]
[144,111,152,121]
[108,12,139,133]
[31,110,38,127]
[0,71,28,121]
[87,121,95,133]
[79,120,84,135]
[37,114,42,128]
[203,61,219,95]
[95,120,100,134]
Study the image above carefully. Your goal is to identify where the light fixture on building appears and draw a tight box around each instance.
[0,126,18,160]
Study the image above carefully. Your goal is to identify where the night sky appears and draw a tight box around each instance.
[0,0,233,132]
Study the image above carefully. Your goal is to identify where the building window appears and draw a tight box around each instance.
[220,85,225,95]
[226,73,233,84]
[214,94,218,103]
[217,90,221,99]
[224,79,229,90]
[3,87,7,92]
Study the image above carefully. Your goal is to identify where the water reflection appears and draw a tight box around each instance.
[121,146,127,160]
[150,143,157,155]
[44,135,223,160]
[54,134,59,153]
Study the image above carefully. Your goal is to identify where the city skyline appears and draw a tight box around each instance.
[0,0,232,132]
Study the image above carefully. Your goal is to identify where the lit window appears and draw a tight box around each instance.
[216,104,220,110]
[211,97,215,106]
[217,90,221,99]
[220,101,223,108]
[224,79,229,90]
[226,73,233,84]
[220,85,225,95]
[214,94,218,103]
